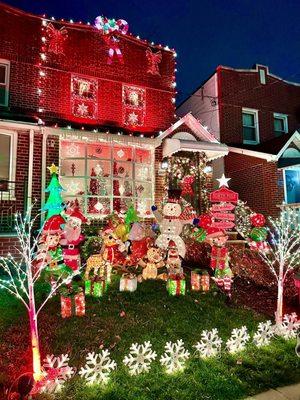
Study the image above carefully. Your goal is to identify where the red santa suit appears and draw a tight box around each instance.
[61,209,87,271]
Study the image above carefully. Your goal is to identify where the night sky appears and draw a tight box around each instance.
[5,0,300,103]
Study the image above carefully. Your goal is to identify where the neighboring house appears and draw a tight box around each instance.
[0,3,177,255]
[177,64,300,216]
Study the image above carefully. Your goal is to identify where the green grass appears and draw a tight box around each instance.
[0,277,299,400]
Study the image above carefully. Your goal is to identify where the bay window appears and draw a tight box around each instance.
[60,139,154,217]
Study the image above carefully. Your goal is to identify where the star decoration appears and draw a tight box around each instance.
[127,112,139,125]
[47,163,59,175]
[77,103,89,116]
[217,174,231,188]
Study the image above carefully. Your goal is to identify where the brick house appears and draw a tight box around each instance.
[0,3,228,256]
[177,64,300,216]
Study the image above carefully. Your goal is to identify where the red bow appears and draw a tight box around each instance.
[46,23,68,55]
[146,48,162,75]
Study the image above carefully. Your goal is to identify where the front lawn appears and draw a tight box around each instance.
[0,278,299,400]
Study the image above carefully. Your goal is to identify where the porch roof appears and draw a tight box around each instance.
[162,138,229,161]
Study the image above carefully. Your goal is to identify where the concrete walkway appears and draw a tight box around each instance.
[246,384,300,400]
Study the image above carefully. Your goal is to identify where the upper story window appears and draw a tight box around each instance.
[71,75,98,119]
[274,113,288,137]
[0,59,10,107]
[0,131,17,195]
[242,108,259,144]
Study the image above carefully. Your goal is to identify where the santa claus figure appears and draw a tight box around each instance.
[61,209,87,271]
[166,240,183,276]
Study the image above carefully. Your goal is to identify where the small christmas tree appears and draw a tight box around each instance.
[43,164,65,220]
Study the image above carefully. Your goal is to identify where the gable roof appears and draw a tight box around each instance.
[159,112,219,143]
[228,130,300,162]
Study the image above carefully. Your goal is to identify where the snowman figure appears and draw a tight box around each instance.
[151,190,198,258]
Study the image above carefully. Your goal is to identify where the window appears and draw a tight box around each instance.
[274,113,288,137]
[60,140,154,217]
[71,75,98,119]
[0,131,17,192]
[242,109,259,144]
[0,59,10,107]
[284,168,300,204]
[122,85,146,127]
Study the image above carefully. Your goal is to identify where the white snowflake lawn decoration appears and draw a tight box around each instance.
[41,354,75,394]
[276,313,300,340]
[160,339,190,374]
[123,341,157,375]
[226,326,250,353]
[79,350,117,385]
[194,328,222,358]
[253,321,274,347]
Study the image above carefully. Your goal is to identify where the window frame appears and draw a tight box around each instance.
[242,108,260,145]
[59,139,155,218]
[0,130,17,199]
[0,59,10,107]
[274,113,288,137]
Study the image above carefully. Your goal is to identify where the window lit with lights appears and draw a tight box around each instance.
[0,59,10,107]
[274,113,288,137]
[60,140,154,217]
[242,109,259,144]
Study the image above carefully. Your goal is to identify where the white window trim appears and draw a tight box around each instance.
[274,113,288,135]
[0,59,10,107]
[242,108,260,145]
[0,129,17,200]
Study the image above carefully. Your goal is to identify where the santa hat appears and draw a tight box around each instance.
[69,209,87,224]
[167,189,181,203]
[42,215,65,234]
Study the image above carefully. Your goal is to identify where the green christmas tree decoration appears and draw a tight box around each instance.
[43,163,65,220]
[125,204,139,228]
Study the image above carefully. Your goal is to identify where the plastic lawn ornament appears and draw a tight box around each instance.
[250,213,266,227]
[192,227,207,242]
[250,227,268,242]
[167,274,186,296]
[160,340,190,373]
[253,321,274,347]
[123,341,157,375]
[226,326,250,353]
[43,164,65,220]
[276,313,300,340]
[125,204,139,228]
[194,329,222,358]
[79,350,117,385]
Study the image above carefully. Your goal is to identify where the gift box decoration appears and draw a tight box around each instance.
[201,273,210,292]
[119,274,137,292]
[167,274,186,296]
[191,270,201,291]
[86,256,112,283]
[210,246,228,270]
[85,277,109,297]
[60,290,85,318]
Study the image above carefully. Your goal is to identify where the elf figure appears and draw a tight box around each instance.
[36,215,71,282]
[61,209,87,272]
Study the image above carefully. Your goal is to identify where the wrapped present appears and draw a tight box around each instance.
[119,274,137,292]
[191,270,201,291]
[201,272,210,292]
[213,276,233,293]
[167,274,186,296]
[210,246,228,270]
[60,290,85,318]
[85,277,109,297]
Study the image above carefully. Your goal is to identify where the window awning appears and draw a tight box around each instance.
[162,138,229,161]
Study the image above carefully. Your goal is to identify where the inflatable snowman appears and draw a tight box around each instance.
[151,192,197,258]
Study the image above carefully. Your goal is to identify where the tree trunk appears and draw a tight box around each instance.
[275,260,285,325]
[28,282,42,381]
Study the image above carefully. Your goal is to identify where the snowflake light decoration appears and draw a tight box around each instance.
[79,350,117,385]
[276,313,300,340]
[66,142,79,157]
[40,354,74,394]
[160,339,190,373]
[253,321,274,347]
[123,341,157,375]
[77,103,89,116]
[127,111,139,125]
[194,328,222,358]
[226,326,250,353]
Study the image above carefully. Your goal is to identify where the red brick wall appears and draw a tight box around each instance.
[0,4,175,133]
[225,153,284,216]
[217,66,300,144]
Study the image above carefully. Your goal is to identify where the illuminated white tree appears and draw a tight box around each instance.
[258,207,300,325]
[0,207,73,382]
